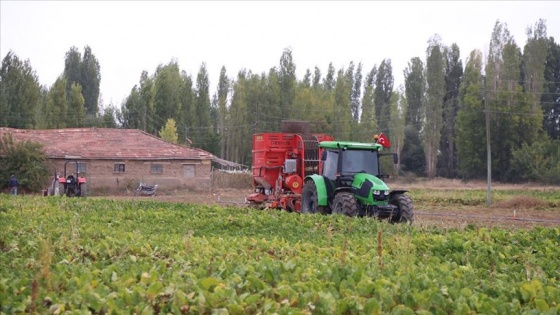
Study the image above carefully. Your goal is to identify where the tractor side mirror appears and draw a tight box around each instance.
[393,153,398,164]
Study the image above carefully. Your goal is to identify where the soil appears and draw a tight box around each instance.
[103,185,560,230]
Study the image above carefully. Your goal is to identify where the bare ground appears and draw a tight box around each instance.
[104,181,560,230]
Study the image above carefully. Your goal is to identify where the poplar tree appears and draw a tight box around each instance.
[179,72,195,143]
[193,63,215,153]
[264,68,281,131]
[153,60,183,136]
[63,46,100,118]
[334,68,352,139]
[67,82,86,127]
[438,43,463,178]
[542,37,560,139]
[391,87,407,174]
[402,57,425,175]
[312,66,322,89]
[455,50,486,179]
[216,66,230,158]
[0,51,42,128]
[350,62,363,122]
[279,48,296,114]
[45,78,68,128]
[323,63,336,91]
[359,66,378,142]
[374,59,394,139]
[424,35,445,179]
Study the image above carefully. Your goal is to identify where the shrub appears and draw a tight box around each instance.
[0,134,50,192]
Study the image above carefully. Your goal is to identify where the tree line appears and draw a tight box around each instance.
[1,19,559,184]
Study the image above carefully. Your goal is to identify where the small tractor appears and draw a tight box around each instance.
[246,121,413,223]
[57,160,87,197]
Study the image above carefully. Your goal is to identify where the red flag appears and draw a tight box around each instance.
[378,133,390,148]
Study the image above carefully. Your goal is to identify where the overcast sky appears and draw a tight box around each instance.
[1,1,559,108]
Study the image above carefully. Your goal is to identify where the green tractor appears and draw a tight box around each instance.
[301,140,414,223]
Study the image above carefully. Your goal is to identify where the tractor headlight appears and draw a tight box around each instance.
[373,190,380,195]
[384,191,389,196]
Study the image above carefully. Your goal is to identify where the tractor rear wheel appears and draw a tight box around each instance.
[332,192,359,217]
[390,194,414,223]
[301,180,328,214]
[79,184,87,197]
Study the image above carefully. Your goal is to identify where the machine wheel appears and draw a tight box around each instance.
[331,192,359,217]
[301,180,328,214]
[79,184,87,197]
[390,194,414,223]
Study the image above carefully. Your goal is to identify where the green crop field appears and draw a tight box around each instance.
[1,195,559,314]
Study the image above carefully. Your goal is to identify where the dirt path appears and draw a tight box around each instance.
[103,187,560,229]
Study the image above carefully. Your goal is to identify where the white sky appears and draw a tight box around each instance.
[1,1,559,108]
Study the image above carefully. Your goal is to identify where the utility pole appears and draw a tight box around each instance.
[484,77,492,206]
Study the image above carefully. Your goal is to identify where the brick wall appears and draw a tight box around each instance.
[50,158,212,193]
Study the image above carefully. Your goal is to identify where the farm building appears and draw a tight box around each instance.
[0,127,218,192]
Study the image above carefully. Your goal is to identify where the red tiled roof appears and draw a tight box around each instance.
[0,127,214,161]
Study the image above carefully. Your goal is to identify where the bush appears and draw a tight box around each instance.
[0,134,50,192]
[510,138,560,184]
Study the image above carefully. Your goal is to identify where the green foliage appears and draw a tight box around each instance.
[374,59,394,136]
[333,68,352,139]
[424,36,446,179]
[64,46,101,117]
[402,57,425,175]
[193,63,218,153]
[541,36,560,140]
[438,43,463,178]
[1,196,559,314]
[0,134,49,192]
[0,51,42,128]
[154,61,183,134]
[101,104,118,128]
[511,138,560,184]
[455,50,485,179]
[158,118,179,144]
[44,77,68,129]
[67,82,86,127]
[279,48,297,115]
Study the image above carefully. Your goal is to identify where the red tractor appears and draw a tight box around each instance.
[246,121,414,223]
[57,160,87,197]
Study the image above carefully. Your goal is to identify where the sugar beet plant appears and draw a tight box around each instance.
[0,196,559,314]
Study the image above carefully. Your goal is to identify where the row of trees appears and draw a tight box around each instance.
[1,19,559,183]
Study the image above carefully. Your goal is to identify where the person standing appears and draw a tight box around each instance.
[9,175,18,195]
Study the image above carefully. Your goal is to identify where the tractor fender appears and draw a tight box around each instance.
[389,189,409,198]
[305,174,329,206]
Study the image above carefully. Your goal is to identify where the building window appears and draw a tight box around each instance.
[77,163,87,174]
[151,164,163,174]
[114,163,126,173]
[183,164,195,178]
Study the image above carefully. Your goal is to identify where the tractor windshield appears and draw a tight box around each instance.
[322,149,380,180]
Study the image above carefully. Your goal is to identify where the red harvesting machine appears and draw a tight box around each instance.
[246,123,333,211]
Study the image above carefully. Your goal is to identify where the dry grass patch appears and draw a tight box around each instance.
[492,195,548,209]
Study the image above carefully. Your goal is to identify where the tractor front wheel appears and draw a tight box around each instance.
[332,192,359,217]
[390,194,414,223]
[301,180,328,214]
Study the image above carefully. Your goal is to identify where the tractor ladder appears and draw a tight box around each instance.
[301,134,321,176]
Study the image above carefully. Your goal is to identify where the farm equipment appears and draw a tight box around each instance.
[246,122,414,223]
[57,160,87,197]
